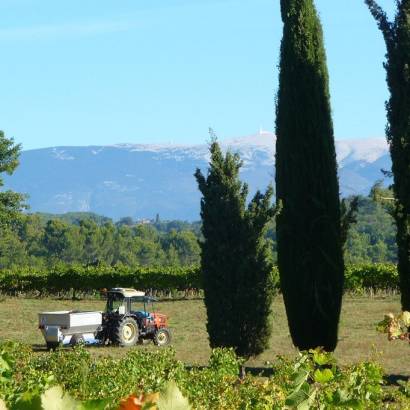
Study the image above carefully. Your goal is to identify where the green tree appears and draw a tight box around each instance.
[365,0,410,310]
[95,222,116,265]
[79,219,104,265]
[275,0,344,351]
[134,224,159,242]
[161,230,201,266]
[344,195,397,264]
[0,227,28,268]
[345,230,372,264]
[18,215,44,256]
[0,131,26,227]
[340,196,359,250]
[166,244,180,266]
[134,237,165,266]
[17,214,48,267]
[369,180,395,215]
[43,219,83,264]
[112,225,140,266]
[195,139,276,359]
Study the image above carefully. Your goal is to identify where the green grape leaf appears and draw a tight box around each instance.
[285,389,307,408]
[339,399,362,409]
[77,400,110,410]
[331,389,348,405]
[157,381,191,410]
[0,356,10,372]
[313,368,334,384]
[285,382,311,407]
[290,369,309,388]
[11,392,42,410]
[330,390,362,408]
[0,355,12,380]
[297,389,317,410]
[312,350,332,366]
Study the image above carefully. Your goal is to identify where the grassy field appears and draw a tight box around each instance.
[1,295,409,377]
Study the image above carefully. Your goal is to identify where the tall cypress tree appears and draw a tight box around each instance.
[365,0,410,311]
[275,0,344,351]
[195,137,276,358]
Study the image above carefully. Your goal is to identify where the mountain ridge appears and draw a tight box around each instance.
[4,132,391,221]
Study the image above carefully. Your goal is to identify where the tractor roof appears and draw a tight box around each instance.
[108,288,145,298]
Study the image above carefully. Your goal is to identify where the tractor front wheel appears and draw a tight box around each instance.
[153,328,171,346]
[115,317,139,347]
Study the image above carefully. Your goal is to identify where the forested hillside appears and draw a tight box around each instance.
[3,135,390,221]
[0,192,395,269]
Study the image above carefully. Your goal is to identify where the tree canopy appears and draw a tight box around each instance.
[0,131,26,227]
[275,0,344,351]
[195,138,276,358]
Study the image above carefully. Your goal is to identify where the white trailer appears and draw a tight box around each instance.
[38,310,102,349]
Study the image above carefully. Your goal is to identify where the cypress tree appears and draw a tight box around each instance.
[195,137,276,358]
[275,0,344,351]
[365,0,410,311]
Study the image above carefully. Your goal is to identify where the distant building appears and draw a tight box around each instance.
[136,218,152,225]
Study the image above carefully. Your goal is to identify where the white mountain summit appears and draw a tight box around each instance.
[112,130,388,166]
[4,132,391,220]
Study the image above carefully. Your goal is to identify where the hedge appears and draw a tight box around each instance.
[0,263,400,297]
[344,263,399,292]
[0,265,201,297]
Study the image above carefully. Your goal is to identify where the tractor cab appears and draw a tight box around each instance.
[100,288,171,347]
[105,288,145,315]
[129,296,155,319]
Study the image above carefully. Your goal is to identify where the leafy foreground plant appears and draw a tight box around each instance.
[0,383,191,410]
[0,342,409,409]
[377,311,410,342]
[376,312,410,406]
[273,350,386,409]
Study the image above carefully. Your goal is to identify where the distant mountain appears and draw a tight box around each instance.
[3,132,391,221]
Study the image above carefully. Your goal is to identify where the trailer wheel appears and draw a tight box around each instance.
[153,328,171,346]
[115,317,139,347]
[70,334,85,346]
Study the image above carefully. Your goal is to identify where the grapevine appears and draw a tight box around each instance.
[377,311,410,343]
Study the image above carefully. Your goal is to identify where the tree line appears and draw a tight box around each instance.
[0,214,201,268]
[0,190,397,270]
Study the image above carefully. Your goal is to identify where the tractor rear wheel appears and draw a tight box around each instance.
[115,317,139,347]
[153,328,171,346]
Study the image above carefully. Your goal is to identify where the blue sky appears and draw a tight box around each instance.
[0,0,396,150]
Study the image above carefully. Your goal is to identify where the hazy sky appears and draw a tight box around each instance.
[0,0,396,150]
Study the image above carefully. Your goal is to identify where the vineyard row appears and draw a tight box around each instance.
[0,263,400,297]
